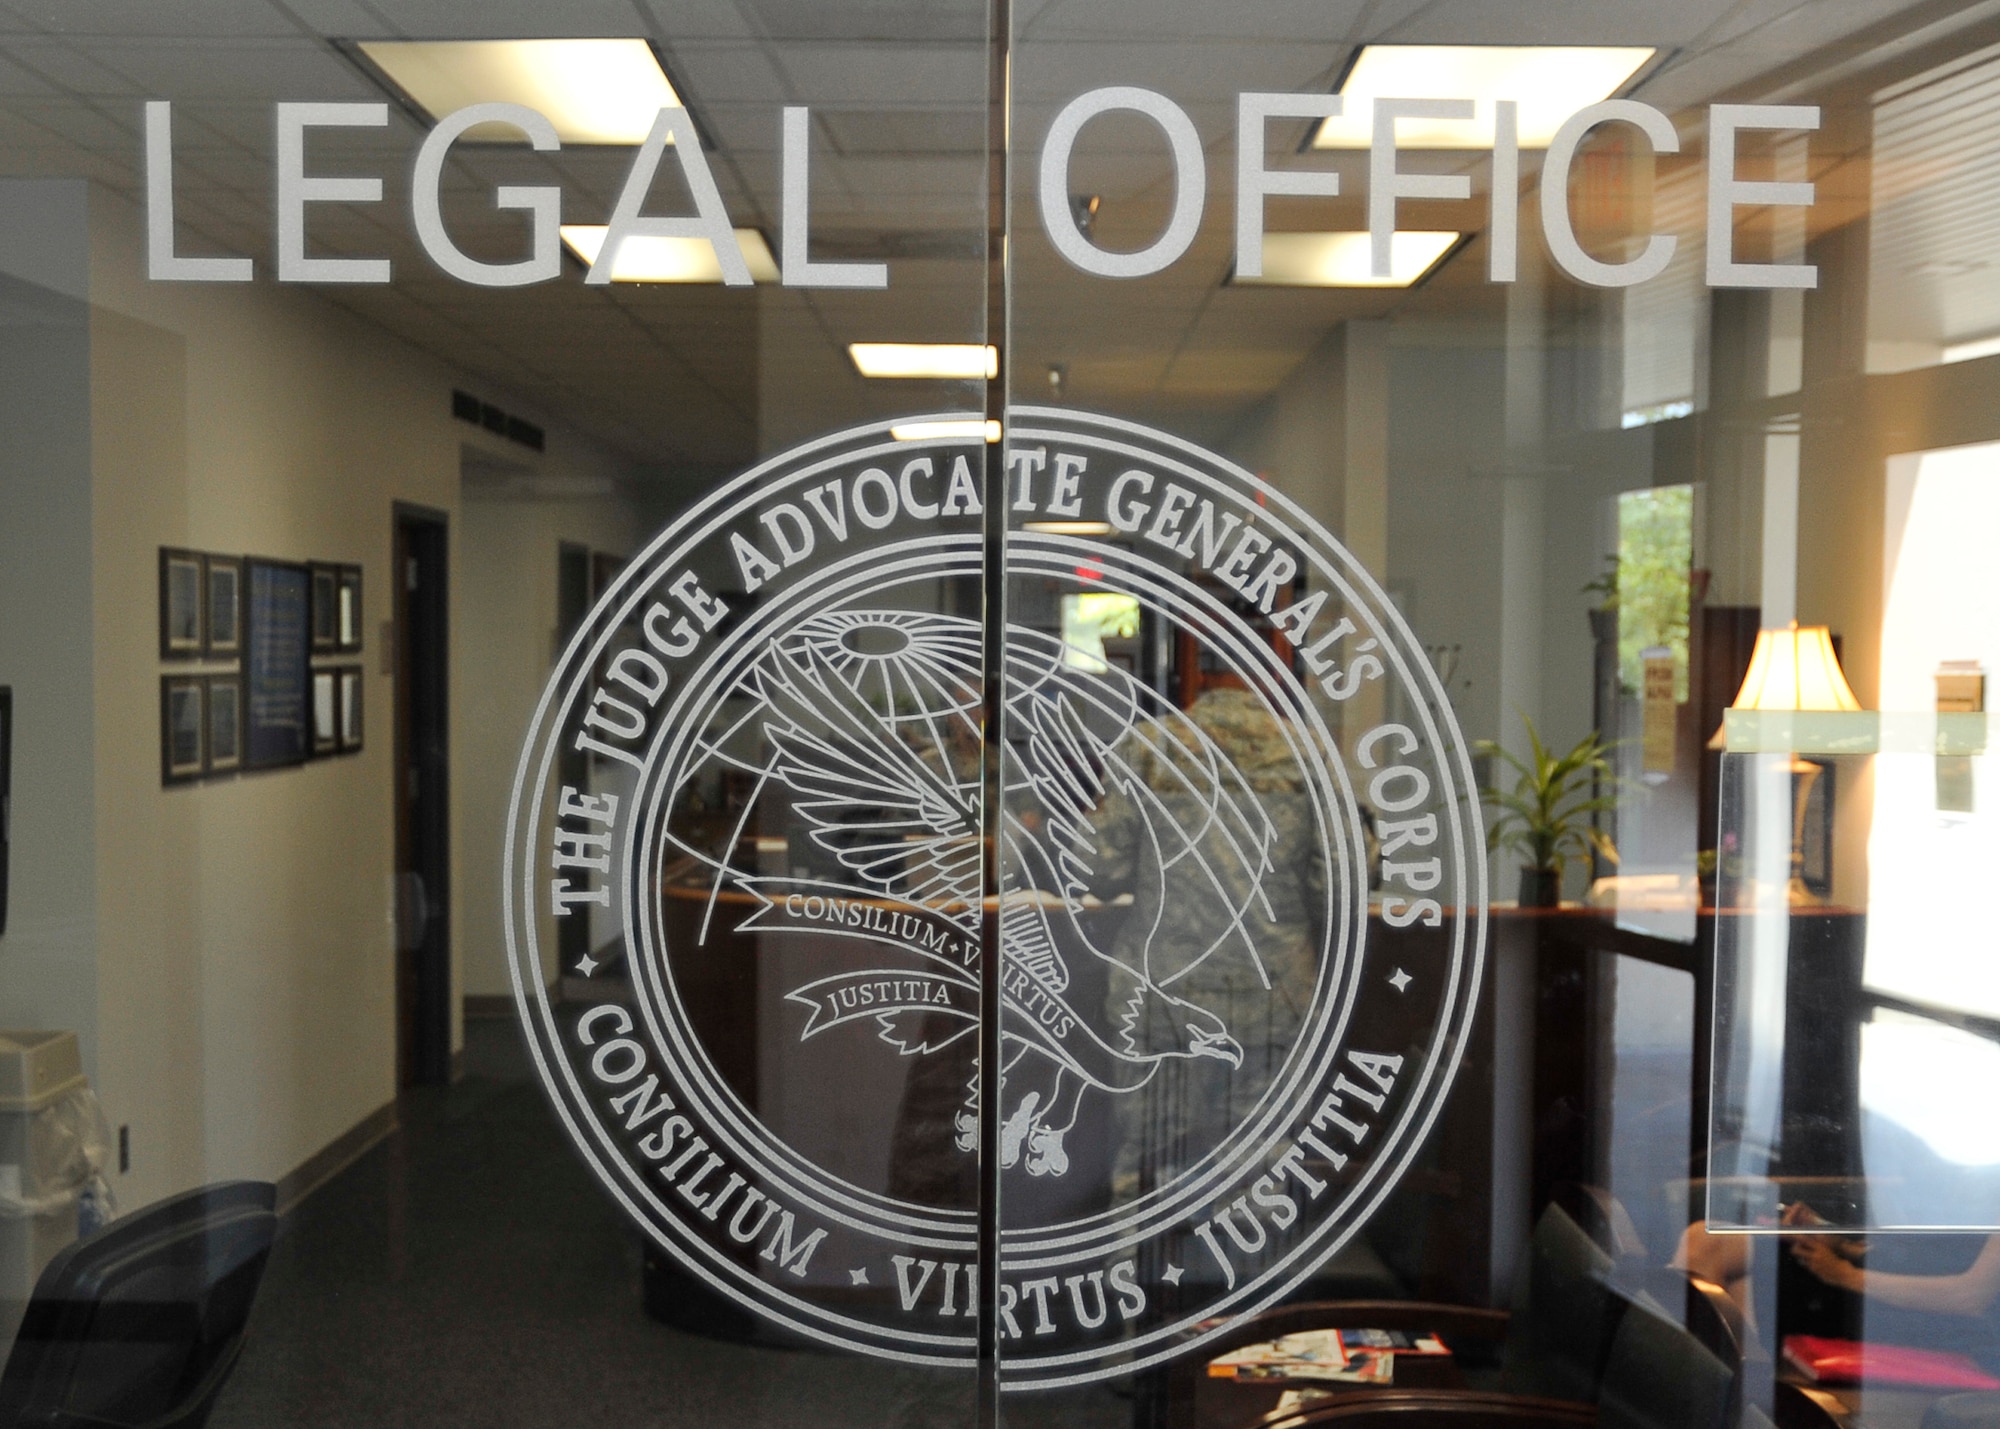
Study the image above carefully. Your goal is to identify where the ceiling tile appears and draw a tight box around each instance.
[773,44,986,108]
[819,109,984,157]
[664,41,788,104]
[0,46,55,94]
[340,0,658,40]
[3,0,304,40]
[4,39,143,94]
[87,38,378,101]
[279,0,389,40]
[733,0,984,44]
[1023,0,1368,44]
[638,0,760,42]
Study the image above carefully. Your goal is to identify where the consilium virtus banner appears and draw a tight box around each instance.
[503,408,1486,1387]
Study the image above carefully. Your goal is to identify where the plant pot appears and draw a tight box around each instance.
[1517,867,1561,908]
[1587,607,1618,644]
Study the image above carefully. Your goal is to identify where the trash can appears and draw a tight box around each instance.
[0,1031,113,1349]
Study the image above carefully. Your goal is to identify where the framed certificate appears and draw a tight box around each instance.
[206,674,242,773]
[308,562,341,653]
[312,668,338,754]
[337,666,363,752]
[161,675,205,784]
[244,559,310,769]
[159,548,204,659]
[205,555,242,659]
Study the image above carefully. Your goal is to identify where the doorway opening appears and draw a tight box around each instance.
[394,504,450,1088]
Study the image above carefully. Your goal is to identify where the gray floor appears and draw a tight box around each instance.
[209,1017,1129,1429]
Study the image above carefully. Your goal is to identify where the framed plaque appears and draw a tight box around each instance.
[244,558,310,769]
[160,674,204,784]
[309,562,340,653]
[337,666,363,752]
[159,548,204,659]
[206,674,242,773]
[337,566,363,653]
[311,668,338,754]
[205,555,242,659]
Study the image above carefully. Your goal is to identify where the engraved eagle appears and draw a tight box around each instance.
[749,614,1280,1178]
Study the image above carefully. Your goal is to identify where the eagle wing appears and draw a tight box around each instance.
[1100,709,1279,992]
[756,644,981,911]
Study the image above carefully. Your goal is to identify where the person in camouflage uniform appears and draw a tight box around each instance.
[1087,681,1329,1207]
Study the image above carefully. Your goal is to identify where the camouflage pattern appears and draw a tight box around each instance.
[1086,686,1330,1202]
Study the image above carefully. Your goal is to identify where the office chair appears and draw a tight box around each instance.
[0,1180,276,1429]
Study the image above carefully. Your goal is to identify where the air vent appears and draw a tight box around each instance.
[451,389,545,453]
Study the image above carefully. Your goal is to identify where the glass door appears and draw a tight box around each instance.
[998,2,2000,1425]
[5,1,2000,1426]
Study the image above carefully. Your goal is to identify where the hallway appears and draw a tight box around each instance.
[209,1018,1121,1429]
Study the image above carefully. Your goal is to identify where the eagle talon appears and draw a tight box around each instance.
[953,1109,977,1154]
[999,1092,1041,1168]
[1025,1124,1069,1178]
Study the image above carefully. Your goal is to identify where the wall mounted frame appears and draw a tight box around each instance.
[243,558,310,770]
[158,548,203,659]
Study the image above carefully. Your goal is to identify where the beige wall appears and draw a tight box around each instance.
[0,186,98,1100]
[456,485,635,1000]
[0,179,640,1214]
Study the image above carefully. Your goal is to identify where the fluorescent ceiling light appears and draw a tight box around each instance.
[359,39,680,145]
[1024,520,1114,535]
[1943,334,2000,364]
[559,225,778,283]
[1234,231,1459,288]
[889,419,1002,442]
[1311,45,1654,150]
[850,344,999,380]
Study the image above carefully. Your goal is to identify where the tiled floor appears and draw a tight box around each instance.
[208,1016,1128,1429]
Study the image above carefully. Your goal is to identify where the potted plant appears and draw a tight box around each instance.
[1476,715,1622,908]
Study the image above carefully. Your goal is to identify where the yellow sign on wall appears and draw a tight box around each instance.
[1642,646,1677,773]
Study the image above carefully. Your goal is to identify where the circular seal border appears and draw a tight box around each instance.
[503,407,1488,1387]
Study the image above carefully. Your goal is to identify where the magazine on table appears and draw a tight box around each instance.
[1208,1327,1448,1384]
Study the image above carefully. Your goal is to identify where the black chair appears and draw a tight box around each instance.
[0,1181,276,1429]
[1495,1204,1629,1401]
[1595,1296,1735,1429]
[1922,1393,2000,1429]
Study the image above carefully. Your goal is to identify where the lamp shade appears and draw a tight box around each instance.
[1731,622,1862,712]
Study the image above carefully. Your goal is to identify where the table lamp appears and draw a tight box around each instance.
[1727,622,1861,902]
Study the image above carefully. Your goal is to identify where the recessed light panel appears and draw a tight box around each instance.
[889,419,1003,441]
[1311,45,1655,150]
[850,344,999,380]
[559,226,778,283]
[1233,231,1460,288]
[1943,334,2000,364]
[1024,520,1114,535]
[359,40,681,145]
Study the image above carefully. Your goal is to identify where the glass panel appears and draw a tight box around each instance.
[486,10,997,1417]
[1711,734,2000,1233]
[15,0,2000,1423]
[0,3,997,1423]
[1000,8,1491,1410]
[1597,951,1696,1270]
[1002,1,2000,1422]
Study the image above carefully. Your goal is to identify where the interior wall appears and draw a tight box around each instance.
[0,184,98,1107]
[456,482,636,1001]
[2,181,649,1214]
